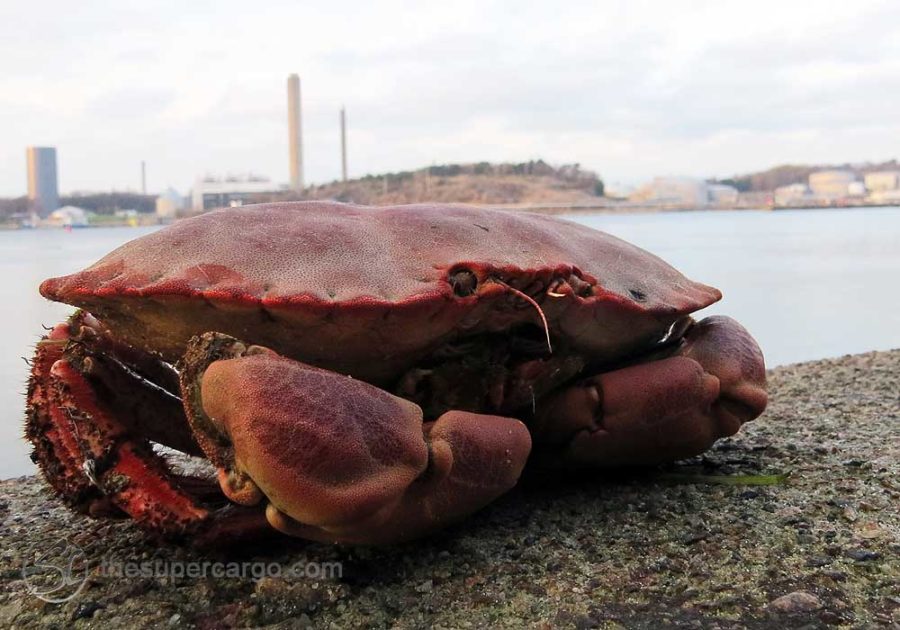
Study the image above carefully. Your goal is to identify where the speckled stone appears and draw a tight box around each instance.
[1,349,898,629]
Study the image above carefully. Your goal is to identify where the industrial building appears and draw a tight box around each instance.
[864,171,900,193]
[847,181,867,197]
[707,183,740,205]
[866,170,900,203]
[808,170,857,198]
[26,146,60,216]
[869,189,900,203]
[45,205,88,228]
[774,183,812,206]
[630,177,708,206]
[155,188,184,219]
[192,175,285,211]
[629,177,738,207]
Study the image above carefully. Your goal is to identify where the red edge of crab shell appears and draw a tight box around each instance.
[39,279,719,315]
[39,202,721,319]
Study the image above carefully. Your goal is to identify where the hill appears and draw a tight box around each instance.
[260,160,605,206]
[716,159,899,192]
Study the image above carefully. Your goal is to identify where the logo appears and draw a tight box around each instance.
[22,538,89,603]
[19,539,343,602]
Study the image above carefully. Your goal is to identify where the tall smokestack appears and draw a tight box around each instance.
[340,107,348,183]
[287,74,304,192]
[141,160,146,194]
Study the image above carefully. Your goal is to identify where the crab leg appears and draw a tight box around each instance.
[47,358,210,531]
[26,318,209,532]
[26,316,284,542]
[531,316,768,466]
[25,322,109,514]
[65,312,203,456]
[179,333,533,544]
[26,316,206,533]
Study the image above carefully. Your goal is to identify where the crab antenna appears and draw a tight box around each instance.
[494,279,552,354]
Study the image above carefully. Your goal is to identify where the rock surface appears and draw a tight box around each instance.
[1,350,898,628]
[766,591,822,614]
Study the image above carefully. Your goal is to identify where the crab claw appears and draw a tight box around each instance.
[179,333,532,544]
[532,315,767,466]
[678,315,768,436]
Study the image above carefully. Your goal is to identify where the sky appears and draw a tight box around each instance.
[2,0,899,196]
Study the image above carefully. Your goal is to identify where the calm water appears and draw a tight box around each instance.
[2,208,898,479]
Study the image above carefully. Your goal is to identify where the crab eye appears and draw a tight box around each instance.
[629,288,647,302]
[449,268,478,297]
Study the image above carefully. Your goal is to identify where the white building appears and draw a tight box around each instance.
[864,171,900,193]
[808,170,857,198]
[156,187,183,219]
[869,189,900,204]
[45,205,88,228]
[630,178,740,207]
[847,181,867,197]
[603,182,635,199]
[630,177,709,207]
[192,175,285,211]
[774,183,812,206]
[707,183,739,205]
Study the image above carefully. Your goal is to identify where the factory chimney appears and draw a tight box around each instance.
[287,74,304,192]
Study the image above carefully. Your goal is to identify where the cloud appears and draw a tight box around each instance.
[1,0,899,195]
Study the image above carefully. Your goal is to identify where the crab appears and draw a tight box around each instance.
[26,202,767,545]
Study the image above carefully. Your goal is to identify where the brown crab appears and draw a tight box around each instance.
[26,202,767,545]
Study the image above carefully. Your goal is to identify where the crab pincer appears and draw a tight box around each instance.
[531,315,767,466]
[179,333,531,544]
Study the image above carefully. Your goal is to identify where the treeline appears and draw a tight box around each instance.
[256,159,605,206]
[61,193,156,214]
[0,192,156,219]
[0,196,28,218]
[351,159,601,188]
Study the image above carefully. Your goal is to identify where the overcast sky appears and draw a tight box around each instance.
[2,0,899,196]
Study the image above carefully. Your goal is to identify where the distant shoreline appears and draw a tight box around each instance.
[490,200,900,215]
[3,201,898,231]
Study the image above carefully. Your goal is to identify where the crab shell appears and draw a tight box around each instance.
[40,202,720,384]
